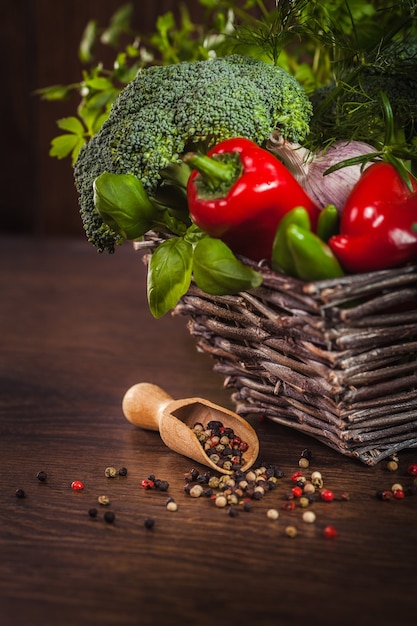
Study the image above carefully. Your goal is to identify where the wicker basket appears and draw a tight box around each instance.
[139,237,417,465]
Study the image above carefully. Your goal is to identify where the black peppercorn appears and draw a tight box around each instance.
[37,470,47,482]
[144,517,155,529]
[118,467,128,476]
[300,448,312,461]
[104,511,115,523]
[88,508,98,518]
[15,488,25,498]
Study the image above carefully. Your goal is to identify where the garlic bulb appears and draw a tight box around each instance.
[266,131,378,211]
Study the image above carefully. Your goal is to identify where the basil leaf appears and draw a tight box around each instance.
[193,238,263,295]
[147,238,193,318]
[93,172,157,240]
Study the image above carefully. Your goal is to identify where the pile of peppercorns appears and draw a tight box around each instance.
[192,420,249,470]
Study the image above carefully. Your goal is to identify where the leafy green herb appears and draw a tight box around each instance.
[147,238,193,318]
[193,238,262,295]
[93,172,159,240]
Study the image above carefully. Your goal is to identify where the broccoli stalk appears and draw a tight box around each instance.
[73,54,312,253]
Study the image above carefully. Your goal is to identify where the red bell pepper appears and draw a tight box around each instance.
[184,137,320,262]
[329,162,417,273]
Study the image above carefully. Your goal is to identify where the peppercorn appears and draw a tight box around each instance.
[243,501,252,512]
[189,484,204,498]
[298,457,310,469]
[300,448,312,461]
[98,495,110,505]
[302,511,316,524]
[144,517,155,529]
[88,507,98,518]
[266,508,279,520]
[15,488,25,498]
[299,497,310,508]
[386,460,398,472]
[408,464,417,476]
[118,467,128,476]
[104,467,117,478]
[285,525,298,538]
[37,470,47,482]
[282,501,295,511]
[71,480,84,491]
[215,494,228,508]
[292,486,303,498]
[228,507,239,517]
[166,500,178,512]
[323,525,338,539]
[320,489,335,502]
[104,511,115,524]
[141,479,154,490]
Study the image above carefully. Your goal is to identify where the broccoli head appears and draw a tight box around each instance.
[74,54,312,253]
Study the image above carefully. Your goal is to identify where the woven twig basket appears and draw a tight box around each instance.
[139,236,417,465]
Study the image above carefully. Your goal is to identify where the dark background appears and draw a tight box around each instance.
[1,0,205,238]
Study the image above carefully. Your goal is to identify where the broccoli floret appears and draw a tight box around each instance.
[74,55,312,253]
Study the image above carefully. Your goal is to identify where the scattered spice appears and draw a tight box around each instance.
[144,517,155,529]
[323,525,338,539]
[98,495,110,505]
[71,480,84,491]
[104,511,115,523]
[118,467,128,476]
[285,525,298,538]
[37,470,47,482]
[104,467,118,478]
[15,488,25,499]
[88,507,98,518]
[302,511,316,524]
[266,508,279,520]
[408,464,417,476]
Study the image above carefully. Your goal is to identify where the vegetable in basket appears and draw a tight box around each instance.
[329,162,417,273]
[184,137,320,262]
[73,55,313,254]
[271,206,344,280]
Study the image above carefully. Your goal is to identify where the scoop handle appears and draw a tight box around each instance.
[122,382,173,431]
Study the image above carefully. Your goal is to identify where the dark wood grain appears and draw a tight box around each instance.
[1,236,416,626]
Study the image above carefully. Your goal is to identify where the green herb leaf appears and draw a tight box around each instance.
[193,238,262,295]
[147,238,193,318]
[56,116,85,135]
[49,134,86,162]
[93,172,158,240]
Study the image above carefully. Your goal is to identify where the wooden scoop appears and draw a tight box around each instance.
[122,382,259,474]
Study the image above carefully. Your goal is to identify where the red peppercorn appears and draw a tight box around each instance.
[407,463,417,476]
[291,471,303,482]
[71,480,84,491]
[393,489,405,499]
[282,501,295,511]
[141,479,154,490]
[320,489,335,502]
[291,486,303,498]
[323,525,338,539]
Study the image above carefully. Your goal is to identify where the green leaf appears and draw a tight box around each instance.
[84,77,114,92]
[93,172,158,240]
[193,238,263,295]
[36,84,72,101]
[49,134,85,161]
[79,20,98,64]
[56,116,85,135]
[147,238,193,318]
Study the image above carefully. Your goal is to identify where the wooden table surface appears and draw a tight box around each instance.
[1,235,416,626]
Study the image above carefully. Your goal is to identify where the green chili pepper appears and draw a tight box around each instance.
[286,224,345,281]
[317,204,340,242]
[271,206,311,276]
